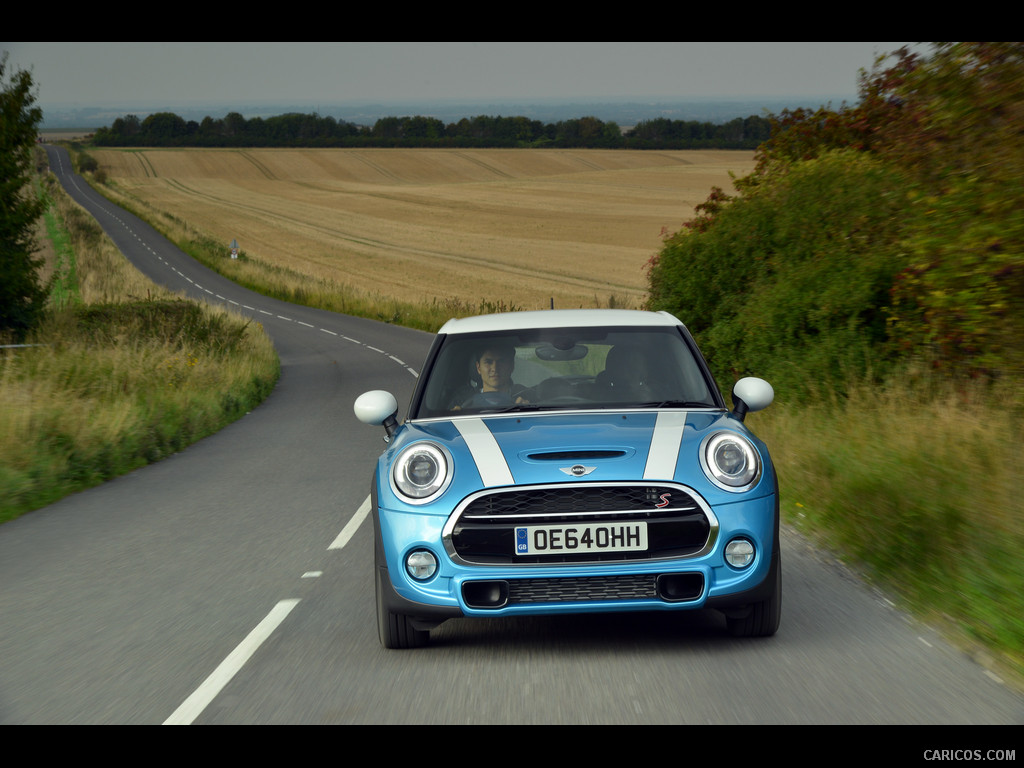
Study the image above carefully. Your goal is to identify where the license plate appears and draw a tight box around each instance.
[514,522,648,555]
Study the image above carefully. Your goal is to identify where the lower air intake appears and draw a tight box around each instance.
[462,572,704,609]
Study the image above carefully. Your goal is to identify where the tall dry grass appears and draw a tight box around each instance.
[749,372,1024,677]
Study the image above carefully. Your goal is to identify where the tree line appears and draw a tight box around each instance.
[91,111,772,149]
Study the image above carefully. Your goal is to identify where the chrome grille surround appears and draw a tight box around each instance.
[442,481,719,566]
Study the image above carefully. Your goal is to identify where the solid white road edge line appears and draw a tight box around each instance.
[163,598,301,725]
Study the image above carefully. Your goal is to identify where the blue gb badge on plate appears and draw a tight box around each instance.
[515,527,529,554]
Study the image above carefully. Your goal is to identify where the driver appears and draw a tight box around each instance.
[459,343,529,409]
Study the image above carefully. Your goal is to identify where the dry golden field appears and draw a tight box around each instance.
[91,148,755,310]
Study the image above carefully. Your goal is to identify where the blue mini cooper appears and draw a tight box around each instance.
[355,309,779,648]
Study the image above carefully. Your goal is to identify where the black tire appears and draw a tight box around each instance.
[726,555,781,638]
[375,566,429,649]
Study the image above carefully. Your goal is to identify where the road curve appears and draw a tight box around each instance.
[0,147,1019,726]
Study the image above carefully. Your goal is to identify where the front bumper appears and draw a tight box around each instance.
[375,489,778,620]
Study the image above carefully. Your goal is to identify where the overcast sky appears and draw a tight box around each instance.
[4,42,915,109]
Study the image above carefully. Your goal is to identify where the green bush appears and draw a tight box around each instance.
[647,151,909,396]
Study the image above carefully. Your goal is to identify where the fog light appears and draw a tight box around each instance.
[725,539,755,568]
[405,550,437,580]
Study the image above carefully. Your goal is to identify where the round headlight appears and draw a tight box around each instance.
[392,443,451,502]
[701,431,761,491]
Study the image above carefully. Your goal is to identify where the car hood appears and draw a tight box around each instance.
[385,410,773,508]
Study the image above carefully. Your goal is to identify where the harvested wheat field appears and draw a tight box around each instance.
[92,148,755,310]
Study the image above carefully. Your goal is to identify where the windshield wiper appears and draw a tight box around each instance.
[474,403,549,414]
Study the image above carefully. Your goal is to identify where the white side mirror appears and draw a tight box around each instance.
[732,377,774,420]
[354,390,399,436]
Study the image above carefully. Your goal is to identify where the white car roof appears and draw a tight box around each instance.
[438,309,685,335]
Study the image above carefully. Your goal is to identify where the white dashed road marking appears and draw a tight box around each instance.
[163,600,300,725]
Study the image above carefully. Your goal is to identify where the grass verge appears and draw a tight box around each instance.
[748,373,1024,685]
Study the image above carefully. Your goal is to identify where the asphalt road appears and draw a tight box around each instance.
[0,147,1020,726]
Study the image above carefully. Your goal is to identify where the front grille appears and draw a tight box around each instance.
[445,482,716,565]
[461,484,688,518]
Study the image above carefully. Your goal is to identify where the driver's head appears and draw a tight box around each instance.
[475,344,516,392]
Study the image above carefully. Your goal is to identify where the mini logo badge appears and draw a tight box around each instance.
[560,464,596,477]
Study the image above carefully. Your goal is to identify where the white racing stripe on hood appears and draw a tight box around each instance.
[643,411,687,479]
[453,418,514,487]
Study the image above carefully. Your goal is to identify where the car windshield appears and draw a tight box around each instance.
[413,326,718,418]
